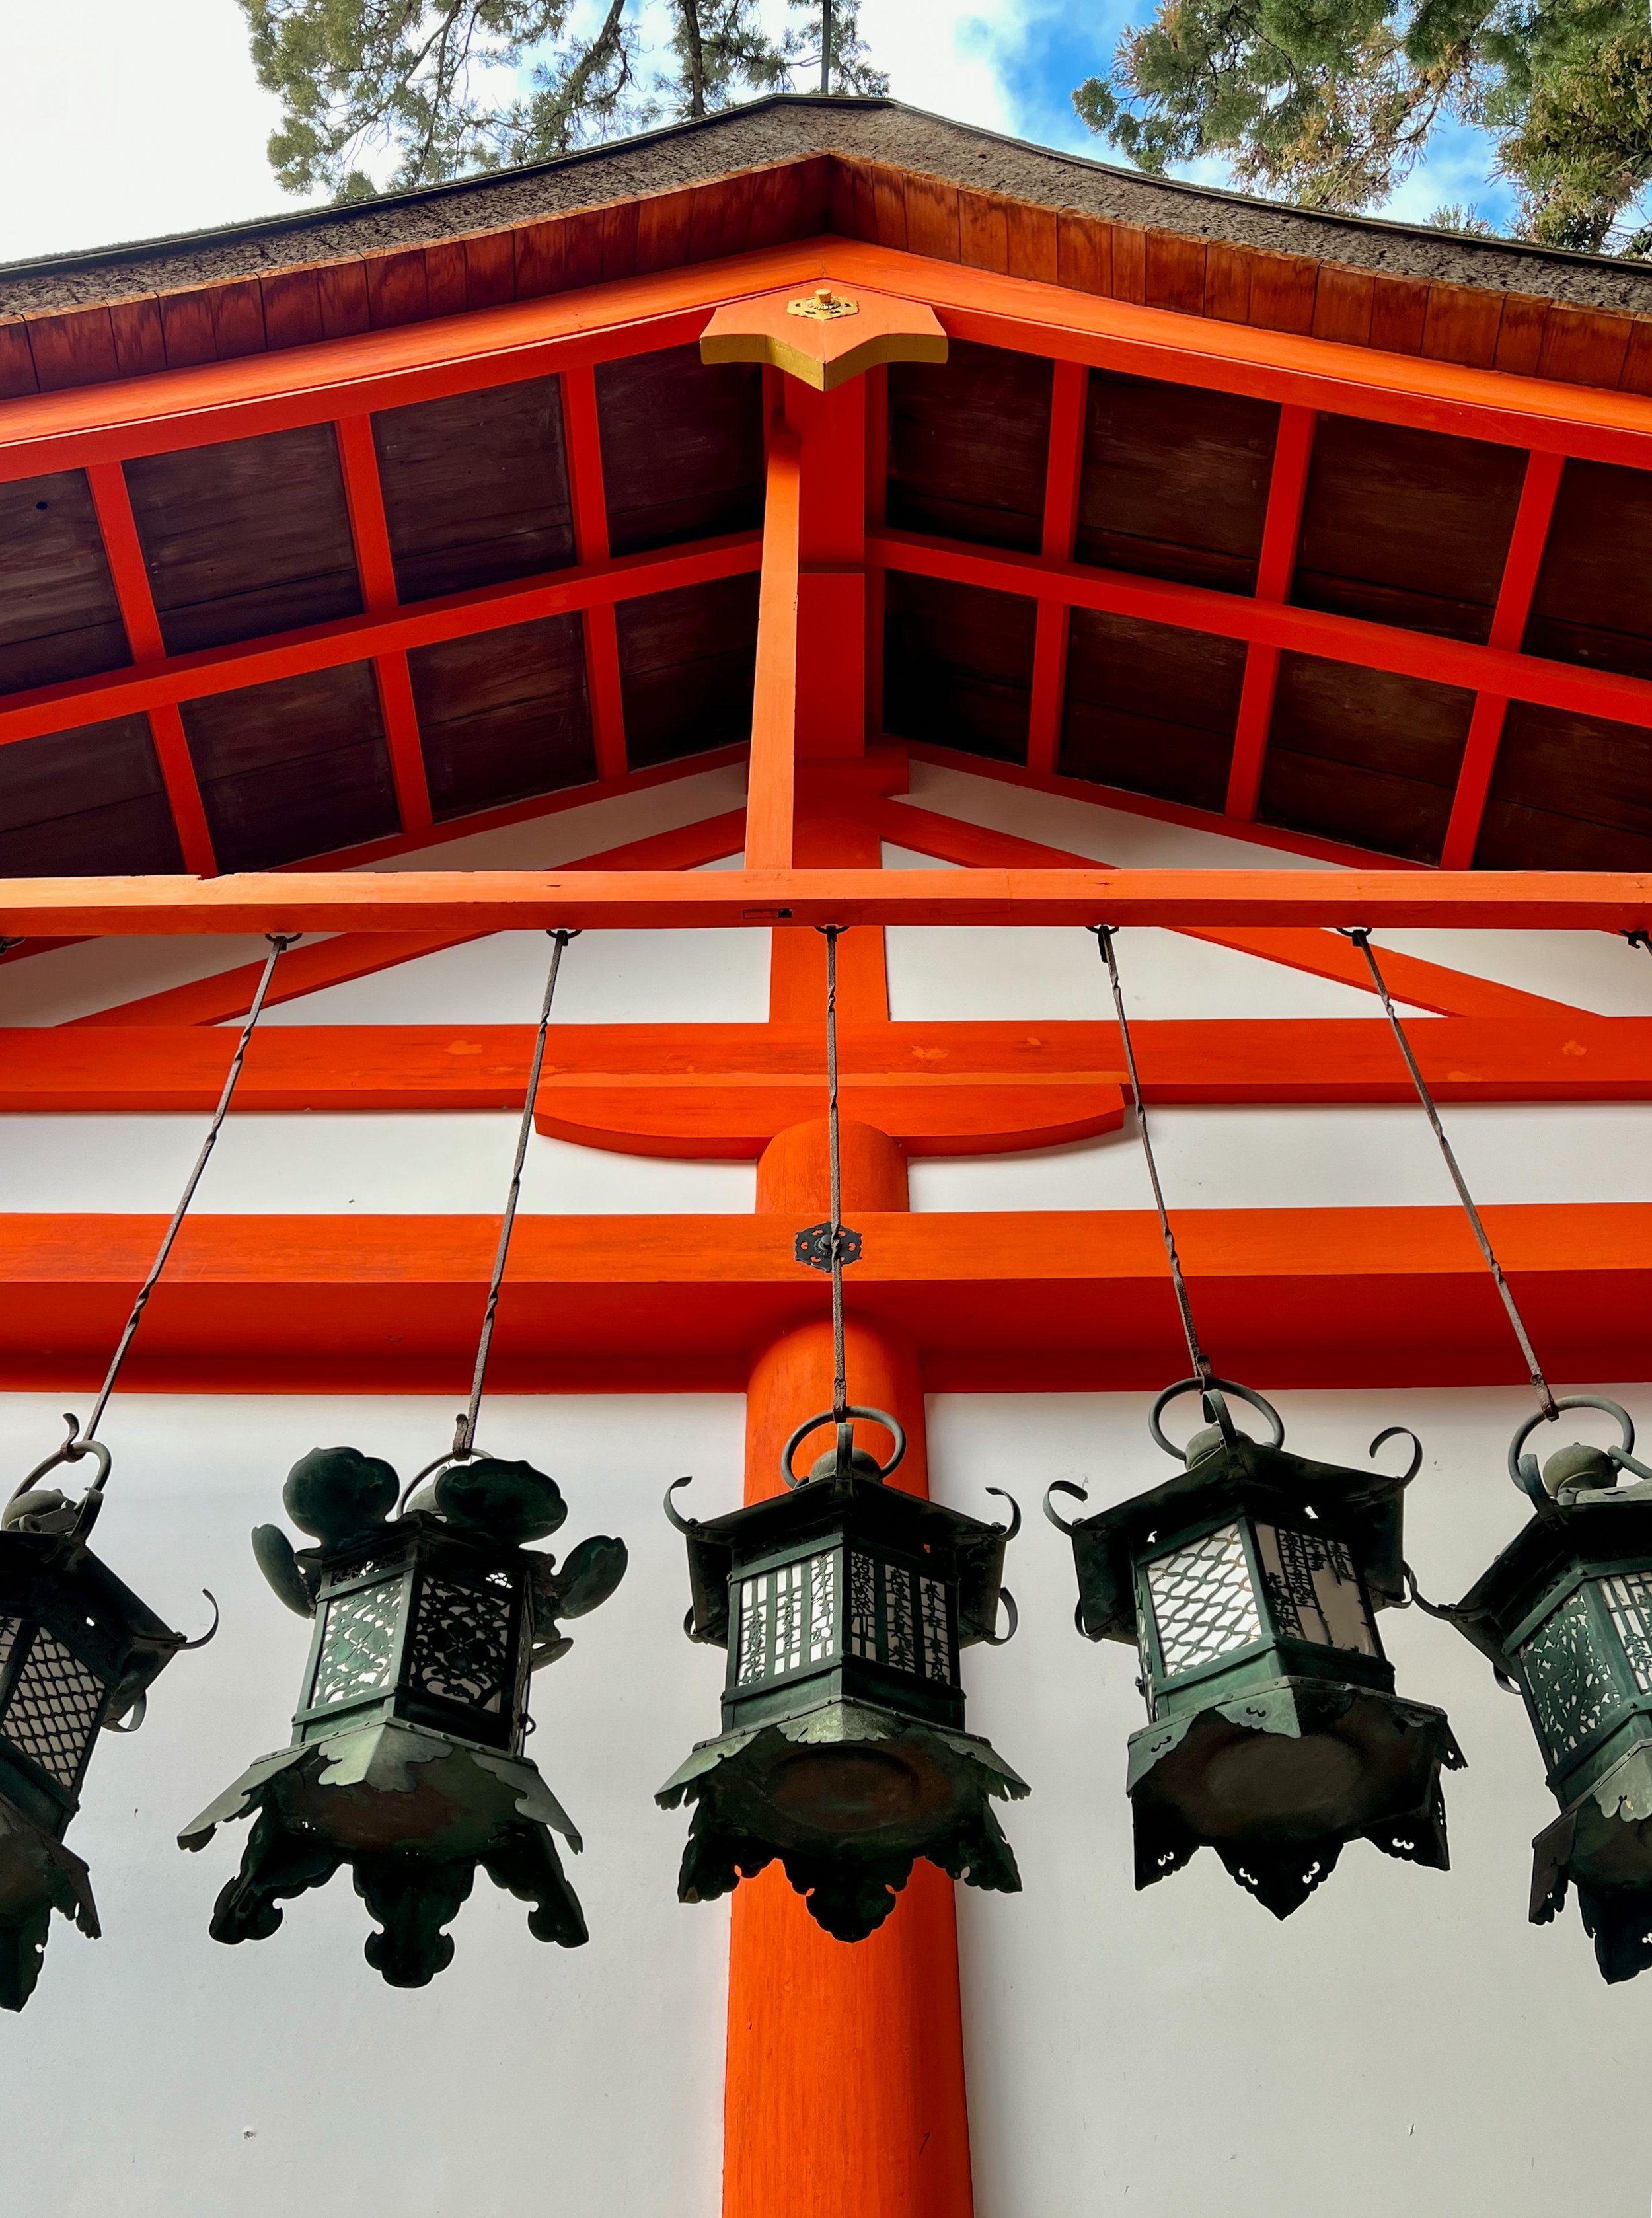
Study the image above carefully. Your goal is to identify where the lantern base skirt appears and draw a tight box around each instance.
[657,1697,1029,1942]
[1531,1746,1652,1984]
[1127,1678,1463,1918]
[0,1792,98,2012]
[179,1719,587,1986]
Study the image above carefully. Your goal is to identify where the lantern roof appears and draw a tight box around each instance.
[1456,1486,1652,1637]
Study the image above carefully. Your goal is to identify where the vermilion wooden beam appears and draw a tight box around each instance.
[66,809,749,1025]
[872,797,1584,1017]
[1440,449,1567,869]
[334,412,434,834]
[1026,359,1089,776]
[0,533,762,749]
[11,1016,1649,1117]
[1,1203,1645,1394]
[560,365,629,783]
[746,427,801,869]
[787,373,867,759]
[2,866,1649,935]
[870,527,1652,737]
[84,461,218,876]
[8,239,1652,491]
[1225,405,1315,821]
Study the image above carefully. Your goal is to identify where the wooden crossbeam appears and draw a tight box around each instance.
[0,533,761,749]
[747,427,801,868]
[1,867,1647,934]
[1026,360,1088,776]
[0,1203,1645,1394]
[334,411,435,834]
[560,365,629,784]
[870,527,1652,735]
[9,1016,1650,1115]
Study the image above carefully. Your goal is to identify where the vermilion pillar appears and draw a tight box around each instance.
[721,1119,973,2218]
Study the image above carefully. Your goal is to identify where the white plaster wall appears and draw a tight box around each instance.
[932,1386,1652,2218]
[0,1389,745,2218]
[1,761,1649,2215]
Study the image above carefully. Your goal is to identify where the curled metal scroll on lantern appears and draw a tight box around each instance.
[180,1438,626,1988]
[1045,1379,1462,1919]
[656,1408,1027,1944]
[1440,1394,1652,1985]
[0,1419,203,2009]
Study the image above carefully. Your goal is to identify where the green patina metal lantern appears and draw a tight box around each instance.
[181,1441,626,1987]
[0,1425,194,2008]
[1446,1395,1652,1984]
[657,1409,1028,1941]
[1047,1378,1462,1916]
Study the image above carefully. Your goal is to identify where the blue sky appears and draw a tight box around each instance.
[0,0,1517,266]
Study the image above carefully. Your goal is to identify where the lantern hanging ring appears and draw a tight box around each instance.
[1149,1376,1285,1461]
[780,1405,907,1489]
[1507,1393,1652,1507]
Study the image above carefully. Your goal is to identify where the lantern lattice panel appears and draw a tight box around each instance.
[409,1576,513,1713]
[1,1628,105,1790]
[1602,1573,1652,1695]
[312,1583,404,1708]
[1519,1594,1628,1761]
[735,1554,837,1686]
[1146,1525,1262,1676]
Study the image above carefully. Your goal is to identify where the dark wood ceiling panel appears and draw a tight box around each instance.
[1074,371,1277,593]
[0,470,129,696]
[596,346,764,559]
[181,661,396,869]
[1258,653,1473,862]
[409,613,594,819]
[1478,701,1652,868]
[1293,416,1524,644]
[372,375,576,603]
[1059,610,1244,812]
[125,424,362,657]
[615,574,760,768]
[885,341,1053,553]
[0,716,180,874]
[1525,459,1652,681]
[882,572,1035,763]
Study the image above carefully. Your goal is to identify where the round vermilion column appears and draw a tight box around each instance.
[721,1121,973,2218]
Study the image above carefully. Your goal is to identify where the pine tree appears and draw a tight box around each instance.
[1073,0,1652,254]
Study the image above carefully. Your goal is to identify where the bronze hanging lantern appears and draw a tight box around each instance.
[180,930,628,1986]
[180,1440,626,1985]
[0,1426,197,2008]
[657,1410,1026,1941]
[1439,1396,1652,1983]
[1048,1380,1462,1915]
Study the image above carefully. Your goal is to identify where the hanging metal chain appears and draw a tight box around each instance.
[455,930,578,1458]
[1343,926,1558,1424]
[83,932,299,1444]
[1094,926,1212,1388]
[823,925,848,1425]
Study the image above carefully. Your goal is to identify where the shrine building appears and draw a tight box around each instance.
[1,92,1651,2218]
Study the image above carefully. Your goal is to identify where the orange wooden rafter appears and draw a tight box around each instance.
[1224,404,1316,822]
[0,533,761,751]
[560,365,629,784]
[1,1202,1646,1395]
[872,797,1588,1017]
[1439,449,1567,869]
[3,866,1649,935]
[1026,359,1088,777]
[65,808,749,1025]
[84,461,218,875]
[334,412,435,834]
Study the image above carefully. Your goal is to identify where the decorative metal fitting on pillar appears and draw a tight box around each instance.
[0,1423,199,2009]
[1445,1395,1652,1983]
[180,1441,626,1987]
[1047,1380,1462,1917]
[656,1412,1028,1942]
